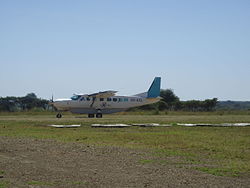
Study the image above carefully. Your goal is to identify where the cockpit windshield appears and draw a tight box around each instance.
[71,95,81,101]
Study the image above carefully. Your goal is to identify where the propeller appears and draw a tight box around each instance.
[48,94,58,111]
[49,94,54,105]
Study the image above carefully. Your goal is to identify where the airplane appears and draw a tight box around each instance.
[50,77,161,118]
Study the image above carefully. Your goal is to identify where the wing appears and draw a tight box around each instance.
[88,90,117,98]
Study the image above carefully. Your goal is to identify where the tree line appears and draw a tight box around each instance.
[0,93,48,112]
[0,90,218,112]
[136,89,218,112]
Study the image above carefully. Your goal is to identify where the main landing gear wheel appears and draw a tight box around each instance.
[88,114,95,118]
[96,113,103,118]
[56,113,62,118]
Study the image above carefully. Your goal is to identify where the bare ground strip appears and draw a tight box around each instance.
[0,136,249,188]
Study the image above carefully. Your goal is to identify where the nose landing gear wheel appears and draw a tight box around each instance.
[56,113,62,118]
[88,114,95,118]
[96,113,103,118]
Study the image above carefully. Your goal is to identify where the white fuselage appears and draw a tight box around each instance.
[52,77,161,115]
[53,95,160,114]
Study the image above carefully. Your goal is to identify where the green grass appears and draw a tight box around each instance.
[1,109,250,117]
[71,181,88,185]
[0,181,9,188]
[0,113,250,177]
[27,181,58,186]
[139,159,155,164]
[196,167,241,177]
[27,180,88,186]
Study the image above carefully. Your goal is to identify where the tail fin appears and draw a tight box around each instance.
[147,77,161,98]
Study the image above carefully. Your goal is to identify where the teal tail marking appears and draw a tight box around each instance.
[147,77,161,98]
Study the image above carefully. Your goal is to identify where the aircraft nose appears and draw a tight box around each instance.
[49,101,54,105]
[52,100,66,108]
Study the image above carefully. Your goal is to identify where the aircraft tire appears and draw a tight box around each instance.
[56,113,62,118]
[96,113,103,118]
[88,114,95,118]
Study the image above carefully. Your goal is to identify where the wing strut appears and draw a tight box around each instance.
[90,97,96,108]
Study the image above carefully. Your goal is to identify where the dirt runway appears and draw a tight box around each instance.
[0,136,249,187]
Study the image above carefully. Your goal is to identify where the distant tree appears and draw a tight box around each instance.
[0,93,49,112]
[183,100,202,111]
[160,89,179,110]
[202,98,218,111]
[25,93,37,99]
[158,101,168,111]
[172,100,183,111]
[160,89,179,104]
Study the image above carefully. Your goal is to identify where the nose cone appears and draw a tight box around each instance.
[52,98,71,110]
[49,101,54,105]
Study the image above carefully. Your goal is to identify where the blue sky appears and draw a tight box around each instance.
[0,0,249,100]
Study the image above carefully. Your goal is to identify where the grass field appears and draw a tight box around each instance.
[0,112,250,178]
